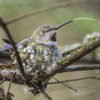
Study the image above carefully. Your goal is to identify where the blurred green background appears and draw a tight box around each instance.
[0,0,100,100]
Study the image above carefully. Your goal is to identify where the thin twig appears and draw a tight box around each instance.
[7,80,12,95]
[0,85,6,100]
[32,83,52,100]
[59,64,100,73]
[53,77,77,92]
[48,76,100,85]
[0,17,26,78]
[6,72,16,95]
[0,0,98,25]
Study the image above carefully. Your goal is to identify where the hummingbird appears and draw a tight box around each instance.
[1,19,74,89]
[2,18,95,51]
[1,18,96,73]
[0,18,96,95]
[1,18,96,72]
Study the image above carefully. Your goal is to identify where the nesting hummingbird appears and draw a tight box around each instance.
[0,18,96,95]
[1,18,95,69]
[10,20,74,72]
[2,18,96,74]
[0,19,75,85]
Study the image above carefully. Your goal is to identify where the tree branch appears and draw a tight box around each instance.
[0,64,100,86]
[0,17,26,78]
[45,37,100,78]
[0,51,11,60]
[0,69,25,85]
[48,76,100,85]
[1,37,99,84]
[0,0,99,25]
[59,64,100,73]
[62,44,81,57]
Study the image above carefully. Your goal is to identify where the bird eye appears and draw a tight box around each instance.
[42,30,46,33]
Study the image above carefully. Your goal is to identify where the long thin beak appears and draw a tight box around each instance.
[48,17,96,31]
[55,19,73,30]
[48,19,73,31]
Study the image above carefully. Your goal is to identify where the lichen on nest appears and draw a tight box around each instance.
[11,43,62,82]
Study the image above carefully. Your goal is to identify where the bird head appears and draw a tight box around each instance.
[32,24,57,43]
[31,18,95,45]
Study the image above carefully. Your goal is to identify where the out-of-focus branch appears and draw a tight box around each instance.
[59,64,100,73]
[0,17,26,78]
[48,76,100,85]
[0,64,100,85]
[0,0,98,25]
[0,87,5,100]
[45,37,100,78]
[0,51,11,60]
[0,69,25,85]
